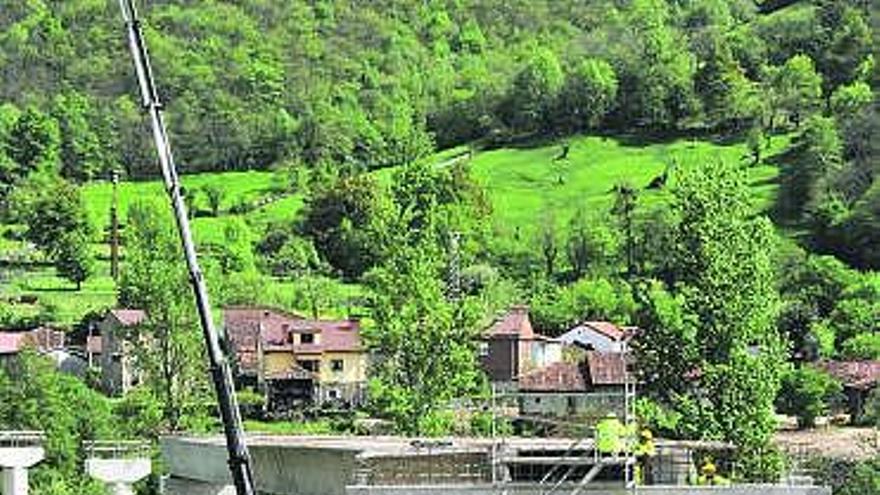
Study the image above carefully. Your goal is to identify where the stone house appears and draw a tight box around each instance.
[517,351,628,420]
[96,309,147,396]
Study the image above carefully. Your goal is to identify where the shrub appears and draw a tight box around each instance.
[776,366,843,428]
[841,332,880,360]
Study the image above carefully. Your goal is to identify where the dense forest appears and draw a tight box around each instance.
[0,1,878,493]
[0,0,877,268]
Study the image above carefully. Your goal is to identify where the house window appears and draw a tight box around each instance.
[298,360,318,372]
[479,342,489,357]
[328,389,340,400]
[300,333,315,344]
[331,359,344,372]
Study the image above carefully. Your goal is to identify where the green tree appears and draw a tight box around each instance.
[202,183,226,217]
[10,175,92,260]
[508,47,564,132]
[612,182,638,277]
[636,160,786,478]
[51,91,104,182]
[365,244,483,435]
[779,116,843,219]
[301,173,383,278]
[776,366,843,428]
[695,33,762,128]
[0,350,115,495]
[769,55,823,128]
[558,58,618,131]
[215,218,255,274]
[118,200,209,431]
[566,209,620,278]
[54,229,94,290]
[7,105,61,174]
[616,0,697,127]
[840,333,880,360]
[815,2,873,96]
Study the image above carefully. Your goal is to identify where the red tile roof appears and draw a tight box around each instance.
[223,307,362,365]
[820,360,880,390]
[518,352,629,392]
[0,333,26,354]
[485,306,535,339]
[519,362,588,392]
[0,328,65,355]
[109,309,147,327]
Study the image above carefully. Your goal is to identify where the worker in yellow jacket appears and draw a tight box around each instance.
[697,459,731,486]
[634,428,656,485]
[596,413,624,456]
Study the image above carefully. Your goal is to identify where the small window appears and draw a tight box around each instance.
[331,359,344,372]
[479,342,489,357]
[298,360,318,372]
[301,333,315,344]
[328,389,340,400]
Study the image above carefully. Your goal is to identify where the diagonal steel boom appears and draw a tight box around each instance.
[116,1,256,493]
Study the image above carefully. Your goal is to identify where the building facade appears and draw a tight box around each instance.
[224,307,367,410]
[97,309,147,396]
[480,306,563,388]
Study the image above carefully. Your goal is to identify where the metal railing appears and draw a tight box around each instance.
[84,440,152,460]
[0,431,44,448]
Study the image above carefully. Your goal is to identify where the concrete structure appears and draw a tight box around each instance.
[345,486,830,495]
[162,435,829,495]
[85,441,152,495]
[224,307,367,409]
[0,431,45,495]
[558,322,633,354]
[97,309,147,396]
[480,306,563,387]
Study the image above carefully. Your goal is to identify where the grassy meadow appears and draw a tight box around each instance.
[1,132,792,326]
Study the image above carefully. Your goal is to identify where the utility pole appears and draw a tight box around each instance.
[116,1,256,494]
[110,170,120,280]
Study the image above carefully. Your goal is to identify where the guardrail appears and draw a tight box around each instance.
[84,440,152,459]
[0,431,44,448]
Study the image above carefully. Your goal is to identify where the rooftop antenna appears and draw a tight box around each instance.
[116,1,256,494]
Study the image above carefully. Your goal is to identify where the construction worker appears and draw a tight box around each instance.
[634,428,656,485]
[596,412,624,456]
[697,458,731,486]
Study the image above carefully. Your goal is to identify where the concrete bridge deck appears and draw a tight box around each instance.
[161,435,830,495]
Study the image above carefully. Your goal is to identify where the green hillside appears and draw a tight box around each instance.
[0,132,793,326]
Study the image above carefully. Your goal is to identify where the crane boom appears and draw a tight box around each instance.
[116,1,256,493]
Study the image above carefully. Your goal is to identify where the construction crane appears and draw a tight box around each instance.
[116,1,257,494]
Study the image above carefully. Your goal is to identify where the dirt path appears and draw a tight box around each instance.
[775,427,879,461]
